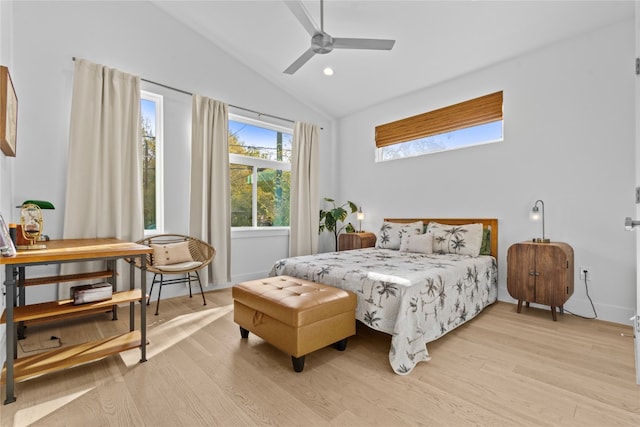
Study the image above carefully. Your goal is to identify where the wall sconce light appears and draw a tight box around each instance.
[530,199,550,243]
[356,207,364,233]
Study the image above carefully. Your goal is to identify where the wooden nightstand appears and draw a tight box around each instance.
[339,232,377,251]
[507,241,574,321]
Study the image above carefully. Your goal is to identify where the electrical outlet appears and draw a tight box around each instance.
[580,266,591,281]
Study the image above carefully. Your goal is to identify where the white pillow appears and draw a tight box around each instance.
[427,222,483,256]
[151,241,194,266]
[376,221,423,250]
[399,232,433,254]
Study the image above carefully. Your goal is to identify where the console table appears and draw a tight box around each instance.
[0,238,153,404]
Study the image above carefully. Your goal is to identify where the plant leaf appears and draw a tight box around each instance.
[333,207,347,222]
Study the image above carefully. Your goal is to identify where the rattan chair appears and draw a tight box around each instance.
[134,234,216,315]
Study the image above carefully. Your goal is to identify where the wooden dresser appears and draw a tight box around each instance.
[507,241,574,321]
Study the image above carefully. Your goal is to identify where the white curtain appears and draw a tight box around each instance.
[59,59,143,298]
[289,121,320,256]
[189,94,231,285]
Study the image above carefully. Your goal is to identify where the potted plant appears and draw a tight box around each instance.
[319,197,358,251]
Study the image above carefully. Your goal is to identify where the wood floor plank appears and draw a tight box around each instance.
[1,292,639,427]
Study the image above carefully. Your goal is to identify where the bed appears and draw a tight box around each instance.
[269,218,498,375]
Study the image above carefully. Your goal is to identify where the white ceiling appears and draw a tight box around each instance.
[152,0,635,119]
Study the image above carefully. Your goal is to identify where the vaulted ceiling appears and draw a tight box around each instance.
[152,1,635,119]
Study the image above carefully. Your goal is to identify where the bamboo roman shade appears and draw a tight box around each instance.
[375,91,503,148]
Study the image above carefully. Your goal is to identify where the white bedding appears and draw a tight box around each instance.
[270,247,498,375]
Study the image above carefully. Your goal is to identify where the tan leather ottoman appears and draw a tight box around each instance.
[232,276,357,372]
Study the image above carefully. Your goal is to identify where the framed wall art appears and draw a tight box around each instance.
[0,65,17,157]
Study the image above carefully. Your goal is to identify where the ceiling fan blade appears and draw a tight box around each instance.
[284,1,319,37]
[333,38,396,51]
[283,48,316,74]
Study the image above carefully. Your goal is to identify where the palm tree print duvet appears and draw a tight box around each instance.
[270,248,498,375]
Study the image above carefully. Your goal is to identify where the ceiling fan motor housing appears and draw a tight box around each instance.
[312,32,334,54]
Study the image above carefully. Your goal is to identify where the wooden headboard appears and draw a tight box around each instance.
[384,218,499,258]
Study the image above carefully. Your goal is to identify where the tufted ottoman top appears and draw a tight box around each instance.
[232,276,356,327]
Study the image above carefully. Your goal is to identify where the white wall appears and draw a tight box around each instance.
[336,19,636,325]
[9,0,334,305]
[0,0,14,386]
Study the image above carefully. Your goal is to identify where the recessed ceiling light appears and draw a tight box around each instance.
[323,67,334,76]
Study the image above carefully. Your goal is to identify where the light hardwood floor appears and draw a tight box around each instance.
[2,288,639,426]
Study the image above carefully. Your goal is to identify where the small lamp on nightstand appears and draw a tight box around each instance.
[357,207,364,233]
[530,199,550,243]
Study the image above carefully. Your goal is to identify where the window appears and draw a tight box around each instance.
[375,91,503,161]
[229,115,292,228]
[141,91,164,233]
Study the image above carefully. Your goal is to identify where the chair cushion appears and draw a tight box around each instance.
[150,241,193,266]
[155,261,203,272]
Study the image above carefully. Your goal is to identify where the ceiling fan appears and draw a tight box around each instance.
[283,0,396,75]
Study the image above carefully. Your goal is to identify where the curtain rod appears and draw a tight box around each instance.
[71,57,300,126]
[142,77,298,125]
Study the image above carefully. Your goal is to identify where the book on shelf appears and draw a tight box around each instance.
[70,282,113,305]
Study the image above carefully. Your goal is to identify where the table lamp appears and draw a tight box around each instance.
[530,199,550,243]
[357,207,364,233]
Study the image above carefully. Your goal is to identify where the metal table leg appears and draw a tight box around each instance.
[4,264,17,404]
[140,255,147,362]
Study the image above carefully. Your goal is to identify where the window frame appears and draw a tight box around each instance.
[141,90,164,235]
[229,114,292,230]
[375,91,503,161]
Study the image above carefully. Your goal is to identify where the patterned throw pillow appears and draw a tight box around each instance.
[427,222,483,256]
[399,232,433,254]
[150,241,194,266]
[376,221,423,250]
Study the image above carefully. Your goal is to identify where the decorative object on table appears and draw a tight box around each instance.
[15,200,55,249]
[319,197,358,252]
[70,282,113,305]
[17,203,45,249]
[0,65,17,157]
[530,199,550,243]
[0,213,16,257]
